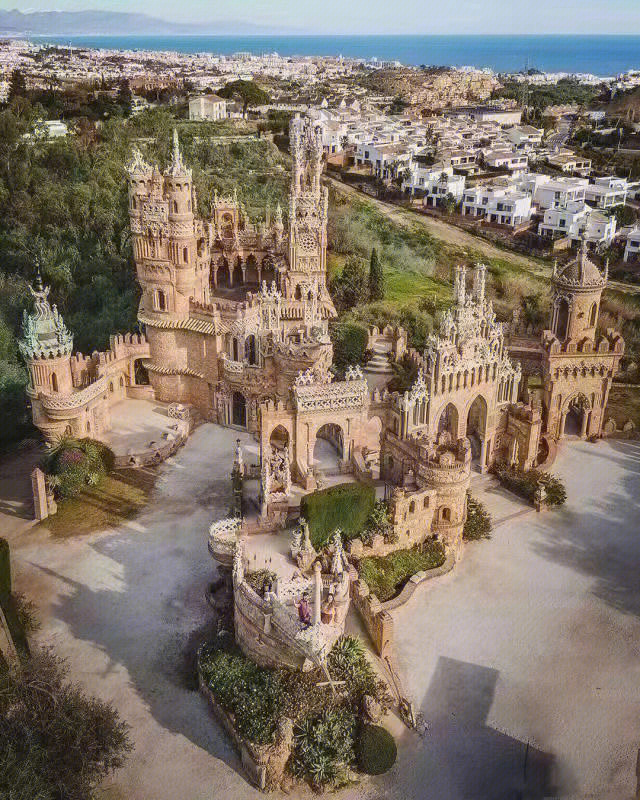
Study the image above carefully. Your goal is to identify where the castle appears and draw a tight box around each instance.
[19,114,623,541]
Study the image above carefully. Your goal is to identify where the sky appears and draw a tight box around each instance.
[4,0,640,35]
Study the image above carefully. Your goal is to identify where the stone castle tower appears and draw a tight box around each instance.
[542,242,624,439]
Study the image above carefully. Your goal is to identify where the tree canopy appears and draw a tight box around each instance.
[218,80,270,117]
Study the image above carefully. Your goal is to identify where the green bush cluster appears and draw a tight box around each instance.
[291,708,356,788]
[198,636,283,745]
[356,724,397,775]
[329,320,368,378]
[492,463,567,507]
[463,492,493,541]
[358,540,446,602]
[300,483,376,549]
[42,437,115,499]
[244,569,277,598]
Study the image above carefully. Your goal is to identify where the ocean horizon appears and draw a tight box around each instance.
[30,34,640,77]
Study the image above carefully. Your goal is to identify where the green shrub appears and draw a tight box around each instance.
[327,635,391,712]
[463,492,492,540]
[198,636,283,745]
[492,463,567,507]
[330,321,368,377]
[300,483,376,549]
[245,569,277,598]
[292,708,357,788]
[356,724,397,775]
[358,540,445,602]
[43,437,115,499]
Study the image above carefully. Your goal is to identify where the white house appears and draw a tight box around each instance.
[483,149,528,172]
[624,225,640,262]
[585,176,629,210]
[188,94,227,121]
[505,125,544,150]
[531,176,588,210]
[462,185,532,227]
[538,200,617,245]
[402,162,466,206]
[547,151,592,175]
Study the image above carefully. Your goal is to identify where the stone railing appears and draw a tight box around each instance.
[294,378,367,413]
[113,432,187,469]
[40,376,109,414]
[208,517,242,566]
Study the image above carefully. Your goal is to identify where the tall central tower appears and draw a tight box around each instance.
[287,116,328,299]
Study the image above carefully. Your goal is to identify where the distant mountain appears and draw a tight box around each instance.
[0,9,280,36]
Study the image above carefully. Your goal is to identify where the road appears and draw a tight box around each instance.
[327,176,640,297]
[391,438,640,799]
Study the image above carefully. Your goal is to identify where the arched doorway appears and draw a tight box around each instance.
[232,258,243,287]
[217,259,231,289]
[466,395,487,467]
[232,392,246,428]
[437,403,459,440]
[134,359,149,385]
[314,423,343,474]
[244,335,257,365]
[269,424,289,453]
[565,394,589,437]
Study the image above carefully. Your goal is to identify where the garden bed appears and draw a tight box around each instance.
[357,540,446,602]
[197,633,394,791]
[491,463,566,507]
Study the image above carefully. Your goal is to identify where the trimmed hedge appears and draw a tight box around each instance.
[356,724,397,775]
[300,482,376,549]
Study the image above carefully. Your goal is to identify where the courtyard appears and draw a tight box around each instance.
[2,427,640,798]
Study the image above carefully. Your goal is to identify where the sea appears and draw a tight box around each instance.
[30,34,640,77]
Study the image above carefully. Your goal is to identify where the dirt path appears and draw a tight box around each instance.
[327,177,640,297]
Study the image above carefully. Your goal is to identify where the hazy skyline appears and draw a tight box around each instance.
[5,0,640,35]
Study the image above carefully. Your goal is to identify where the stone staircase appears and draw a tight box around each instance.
[365,339,394,377]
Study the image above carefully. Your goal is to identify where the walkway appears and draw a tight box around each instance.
[390,438,640,799]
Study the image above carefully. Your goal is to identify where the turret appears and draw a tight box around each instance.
[19,271,74,398]
[550,239,606,344]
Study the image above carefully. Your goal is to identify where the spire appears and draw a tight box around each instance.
[274,202,283,227]
[454,265,466,305]
[125,145,152,177]
[19,273,73,361]
[473,263,486,304]
[166,129,192,178]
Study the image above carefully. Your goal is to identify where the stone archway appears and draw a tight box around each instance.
[466,395,487,467]
[232,391,247,428]
[313,422,344,474]
[270,424,290,453]
[437,403,459,440]
[563,393,591,438]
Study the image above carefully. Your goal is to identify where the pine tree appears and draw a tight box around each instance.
[8,69,26,103]
[368,248,384,302]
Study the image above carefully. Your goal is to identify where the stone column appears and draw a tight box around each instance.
[313,561,322,626]
[479,438,487,473]
[580,409,589,439]
[31,467,48,521]
[559,410,567,439]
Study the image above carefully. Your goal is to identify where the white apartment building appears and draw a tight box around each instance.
[547,151,592,175]
[402,163,466,206]
[531,177,588,210]
[354,141,414,179]
[188,94,227,121]
[585,176,629,209]
[505,125,544,149]
[624,226,640,262]
[483,149,529,172]
[462,185,532,227]
[538,200,617,245]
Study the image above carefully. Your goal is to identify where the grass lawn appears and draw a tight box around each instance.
[300,482,376,549]
[358,540,446,602]
[38,467,156,538]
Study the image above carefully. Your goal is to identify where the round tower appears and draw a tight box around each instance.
[19,273,75,439]
[550,241,607,345]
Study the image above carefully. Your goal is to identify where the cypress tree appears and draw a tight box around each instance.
[368,248,384,302]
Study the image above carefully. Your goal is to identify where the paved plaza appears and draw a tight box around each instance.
[2,428,640,799]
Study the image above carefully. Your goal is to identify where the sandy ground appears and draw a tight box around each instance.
[3,431,640,799]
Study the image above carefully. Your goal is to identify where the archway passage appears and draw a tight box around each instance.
[217,261,231,289]
[314,423,343,474]
[565,395,589,437]
[244,335,257,365]
[232,392,247,428]
[134,359,149,385]
[437,403,459,441]
[269,424,289,453]
[466,395,487,466]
